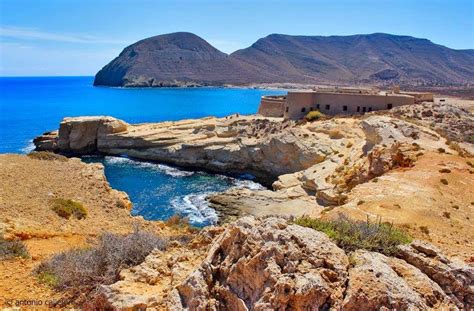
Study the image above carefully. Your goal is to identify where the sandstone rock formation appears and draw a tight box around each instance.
[33,103,474,260]
[156,216,472,310]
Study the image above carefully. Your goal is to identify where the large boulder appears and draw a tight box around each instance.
[34,116,129,154]
[343,250,455,310]
[171,216,349,310]
[396,240,474,308]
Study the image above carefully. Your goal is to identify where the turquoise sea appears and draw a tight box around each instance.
[0,76,284,225]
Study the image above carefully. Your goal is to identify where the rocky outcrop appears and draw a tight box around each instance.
[343,250,455,310]
[154,216,471,310]
[389,101,474,144]
[34,115,338,183]
[170,217,349,310]
[34,116,128,154]
[396,241,474,308]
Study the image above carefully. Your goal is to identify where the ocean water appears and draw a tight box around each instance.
[0,76,283,225]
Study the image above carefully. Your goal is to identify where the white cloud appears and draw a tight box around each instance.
[0,26,128,44]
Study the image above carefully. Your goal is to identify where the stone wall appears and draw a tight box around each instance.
[257,96,286,117]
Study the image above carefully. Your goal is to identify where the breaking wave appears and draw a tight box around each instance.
[20,140,35,154]
[104,156,195,177]
[170,193,218,226]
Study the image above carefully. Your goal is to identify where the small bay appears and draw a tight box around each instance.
[0,76,284,225]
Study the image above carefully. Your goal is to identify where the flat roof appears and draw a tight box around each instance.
[287,90,414,98]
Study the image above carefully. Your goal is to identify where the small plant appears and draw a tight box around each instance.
[36,228,168,305]
[357,200,365,206]
[442,211,451,219]
[440,178,448,185]
[452,205,459,210]
[0,237,29,259]
[51,199,87,220]
[467,161,474,168]
[37,271,59,287]
[294,215,411,255]
[305,110,325,122]
[28,151,67,162]
[419,226,430,235]
[329,129,344,139]
[439,168,451,173]
[346,142,353,148]
[437,148,445,153]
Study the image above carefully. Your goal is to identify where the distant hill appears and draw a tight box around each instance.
[94,32,474,87]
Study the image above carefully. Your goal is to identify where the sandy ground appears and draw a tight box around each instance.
[327,151,474,262]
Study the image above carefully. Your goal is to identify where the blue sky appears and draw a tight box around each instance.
[1,0,473,76]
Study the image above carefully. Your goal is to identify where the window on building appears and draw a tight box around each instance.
[362,107,367,113]
[387,103,393,109]
[357,106,360,112]
[301,107,306,113]
[368,107,372,112]
[316,104,320,109]
[285,107,289,113]
[343,105,348,111]
[325,104,330,110]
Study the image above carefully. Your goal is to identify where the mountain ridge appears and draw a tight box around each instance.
[94,32,474,87]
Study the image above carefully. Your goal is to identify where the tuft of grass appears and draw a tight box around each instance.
[439,168,451,173]
[294,215,411,255]
[305,110,325,122]
[37,271,59,287]
[357,200,365,206]
[437,148,446,153]
[36,228,168,306]
[51,198,87,220]
[440,178,449,185]
[442,211,451,219]
[28,151,67,162]
[0,237,29,259]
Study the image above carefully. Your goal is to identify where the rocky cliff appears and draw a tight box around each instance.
[102,216,473,310]
[34,101,474,260]
[94,32,474,87]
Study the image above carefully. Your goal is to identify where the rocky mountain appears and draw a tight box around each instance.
[94,32,474,87]
[93,32,273,87]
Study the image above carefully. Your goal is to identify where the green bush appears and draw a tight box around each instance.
[305,110,325,122]
[0,237,29,259]
[51,198,87,220]
[28,151,67,162]
[294,215,411,255]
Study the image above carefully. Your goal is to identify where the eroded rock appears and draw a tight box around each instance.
[171,216,349,310]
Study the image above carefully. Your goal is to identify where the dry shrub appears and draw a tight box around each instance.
[0,237,29,259]
[36,228,168,306]
[440,178,449,185]
[328,129,344,139]
[305,110,325,122]
[28,151,67,162]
